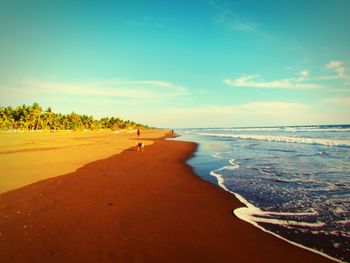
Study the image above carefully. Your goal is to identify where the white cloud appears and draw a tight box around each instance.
[332,88,350,92]
[19,78,188,99]
[127,16,174,28]
[152,101,310,128]
[214,7,259,33]
[227,19,258,32]
[326,60,347,78]
[300,70,309,78]
[324,97,350,105]
[124,97,349,128]
[237,101,308,113]
[224,75,321,89]
[0,79,189,123]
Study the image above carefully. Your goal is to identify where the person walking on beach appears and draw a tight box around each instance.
[136,128,143,151]
[137,128,141,137]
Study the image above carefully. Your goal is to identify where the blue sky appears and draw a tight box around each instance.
[1,0,349,128]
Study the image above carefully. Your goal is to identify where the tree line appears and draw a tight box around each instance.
[0,103,149,131]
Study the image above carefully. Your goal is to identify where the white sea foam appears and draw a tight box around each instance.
[332,207,346,214]
[262,210,318,216]
[190,126,350,133]
[209,170,231,192]
[337,220,350,226]
[284,127,350,132]
[217,165,239,171]
[235,207,325,228]
[212,152,223,159]
[229,159,237,166]
[215,127,283,132]
[191,132,350,147]
[209,168,343,263]
[270,177,344,190]
[215,159,240,171]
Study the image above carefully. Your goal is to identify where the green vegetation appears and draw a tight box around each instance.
[0,103,148,131]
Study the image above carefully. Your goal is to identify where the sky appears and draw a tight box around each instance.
[0,0,349,128]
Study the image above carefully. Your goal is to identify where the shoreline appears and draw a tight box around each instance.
[179,129,348,263]
[169,135,340,262]
[0,136,334,262]
[209,170,341,262]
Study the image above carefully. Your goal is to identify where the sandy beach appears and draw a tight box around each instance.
[0,132,333,262]
[0,129,166,194]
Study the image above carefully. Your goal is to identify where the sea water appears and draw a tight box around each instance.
[176,125,350,262]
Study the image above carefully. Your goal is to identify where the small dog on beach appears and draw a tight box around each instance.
[136,141,144,152]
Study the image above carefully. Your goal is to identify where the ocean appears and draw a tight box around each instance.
[175,125,350,262]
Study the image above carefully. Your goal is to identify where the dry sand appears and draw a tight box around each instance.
[0,129,167,194]
[0,133,333,262]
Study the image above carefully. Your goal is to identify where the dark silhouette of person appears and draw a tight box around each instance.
[137,128,141,137]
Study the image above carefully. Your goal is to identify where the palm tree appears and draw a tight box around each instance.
[0,103,149,131]
[26,103,42,130]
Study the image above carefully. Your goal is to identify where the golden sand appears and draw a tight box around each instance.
[0,129,168,194]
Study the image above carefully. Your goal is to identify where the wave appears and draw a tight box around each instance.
[210,166,323,228]
[234,206,325,228]
[208,168,342,262]
[284,128,350,132]
[337,220,350,226]
[189,132,350,147]
[186,125,350,133]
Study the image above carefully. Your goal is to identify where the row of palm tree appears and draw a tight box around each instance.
[0,103,148,131]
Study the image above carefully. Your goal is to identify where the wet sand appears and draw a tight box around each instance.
[0,135,333,262]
